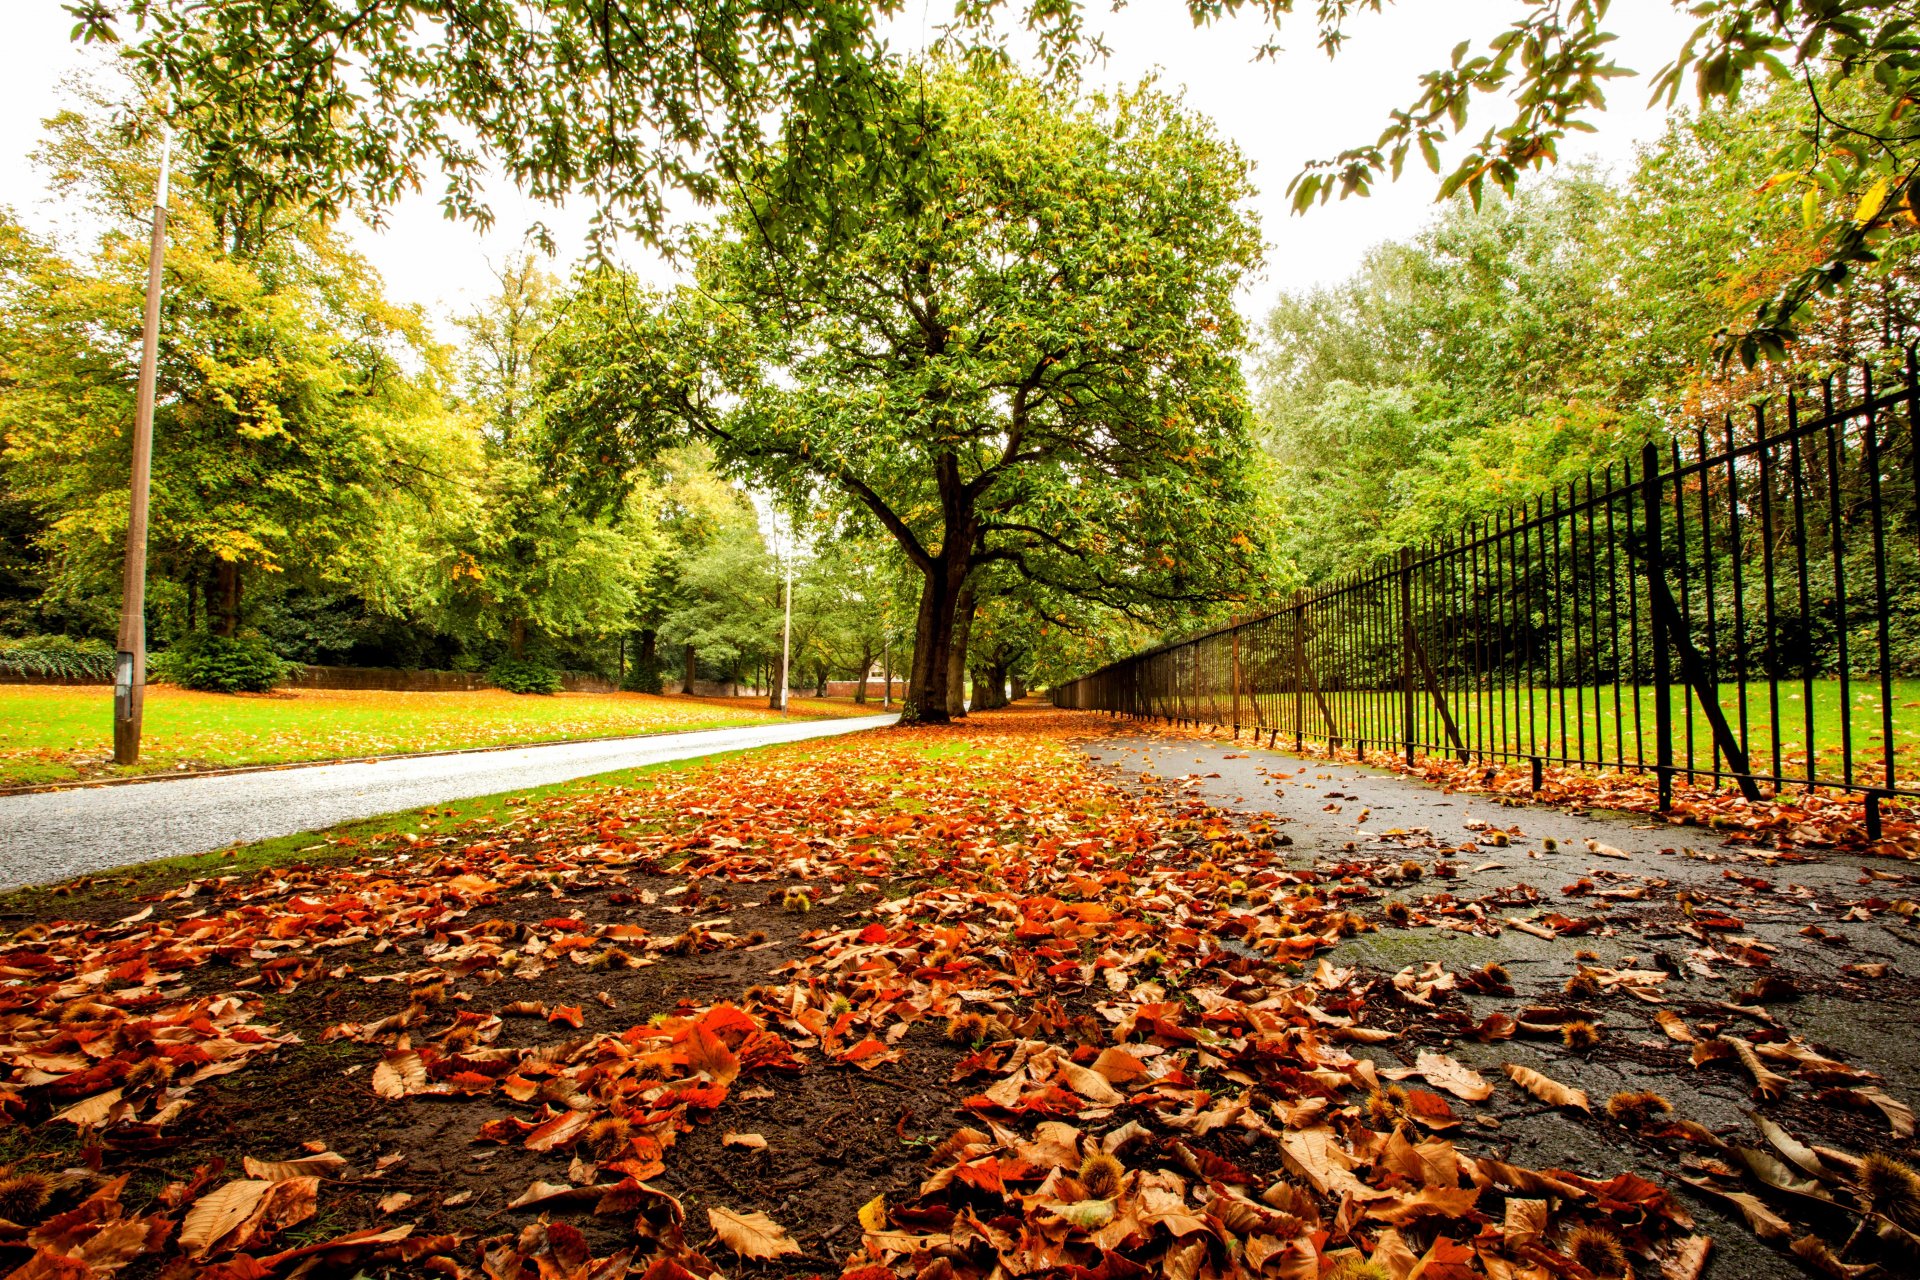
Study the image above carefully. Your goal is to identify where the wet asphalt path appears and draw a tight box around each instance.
[1078,730,1920,1280]
[0,714,896,890]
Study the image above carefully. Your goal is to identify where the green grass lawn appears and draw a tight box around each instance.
[0,684,879,788]
[1234,676,1920,789]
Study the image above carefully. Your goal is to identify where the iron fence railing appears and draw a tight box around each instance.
[1053,351,1920,832]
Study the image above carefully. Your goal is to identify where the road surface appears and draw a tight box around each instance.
[0,714,896,889]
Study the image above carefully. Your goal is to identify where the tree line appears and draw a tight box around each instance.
[16,0,1920,715]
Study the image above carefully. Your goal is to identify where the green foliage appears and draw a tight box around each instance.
[542,60,1278,719]
[620,650,667,694]
[487,656,564,695]
[0,81,471,643]
[71,0,1096,251]
[149,631,297,692]
[1258,81,1920,585]
[0,635,115,682]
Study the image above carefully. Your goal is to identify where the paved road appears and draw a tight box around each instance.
[0,714,896,889]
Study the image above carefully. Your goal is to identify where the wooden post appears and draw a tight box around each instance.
[114,125,170,765]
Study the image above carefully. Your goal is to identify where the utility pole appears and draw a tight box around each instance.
[114,124,171,765]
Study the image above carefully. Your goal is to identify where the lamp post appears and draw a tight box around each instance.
[779,532,792,715]
[113,124,171,765]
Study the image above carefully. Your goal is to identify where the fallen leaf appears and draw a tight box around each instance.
[1503,1063,1590,1112]
[706,1206,801,1259]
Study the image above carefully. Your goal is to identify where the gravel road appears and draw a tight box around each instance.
[0,714,896,889]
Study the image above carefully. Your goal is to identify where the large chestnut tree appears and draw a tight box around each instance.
[541,62,1272,722]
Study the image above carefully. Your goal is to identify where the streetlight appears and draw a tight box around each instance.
[113,122,171,765]
[779,514,792,715]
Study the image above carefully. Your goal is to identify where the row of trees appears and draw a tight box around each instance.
[1257,79,1920,582]
[5,56,1288,718]
[0,85,926,698]
[27,0,1920,712]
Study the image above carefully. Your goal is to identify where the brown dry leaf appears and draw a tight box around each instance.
[1414,1050,1492,1102]
[1655,1010,1696,1043]
[371,1050,427,1100]
[1660,1235,1712,1280]
[243,1152,348,1182]
[1790,1234,1876,1278]
[706,1206,801,1259]
[1502,1197,1547,1248]
[1685,1180,1791,1241]
[53,1088,125,1127]
[1850,1085,1915,1138]
[177,1180,273,1259]
[686,1023,740,1086]
[1058,1059,1125,1104]
[721,1132,767,1151]
[375,1192,414,1215]
[224,1178,319,1256]
[1726,1038,1792,1101]
[1502,1063,1590,1112]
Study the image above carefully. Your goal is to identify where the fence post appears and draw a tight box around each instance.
[1642,442,1674,811]
[1292,589,1306,751]
[1399,547,1415,764]
[1230,619,1242,735]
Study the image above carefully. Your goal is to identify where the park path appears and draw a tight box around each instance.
[1076,728,1920,1280]
[0,713,897,889]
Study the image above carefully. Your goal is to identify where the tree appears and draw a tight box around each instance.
[78,0,1920,360]
[1255,80,1920,581]
[542,61,1272,722]
[0,86,467,649]
[415,257,660,681]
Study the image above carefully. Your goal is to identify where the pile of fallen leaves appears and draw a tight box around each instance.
[0,709,1914,1280]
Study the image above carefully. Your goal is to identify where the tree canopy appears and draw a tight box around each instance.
[540,61,1274,720]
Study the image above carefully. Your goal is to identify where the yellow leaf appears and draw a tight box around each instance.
[858,1193,888,1233]
[1857,177,1891,224]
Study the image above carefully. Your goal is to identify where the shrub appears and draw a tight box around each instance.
[621,653,666,694]
[0,635,116,682]
[149,631,299,693]
[488,656,563,695]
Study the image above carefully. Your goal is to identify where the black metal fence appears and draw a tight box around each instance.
[1053,352,1920,828]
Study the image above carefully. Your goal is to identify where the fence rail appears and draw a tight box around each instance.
[1053,351,1920,830]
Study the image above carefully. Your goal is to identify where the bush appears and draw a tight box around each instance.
[149,631,299,693]
[488,656,563,695]
[0,635,115,681]
[621,653,666,694]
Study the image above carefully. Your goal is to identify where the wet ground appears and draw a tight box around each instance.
[1077,729,1920,1280]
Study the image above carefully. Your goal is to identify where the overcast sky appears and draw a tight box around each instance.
[1,0,1695,332]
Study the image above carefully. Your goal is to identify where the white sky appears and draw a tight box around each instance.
[0,0,1695,333]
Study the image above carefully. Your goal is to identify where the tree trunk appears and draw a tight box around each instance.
[902,558,969,724]
[768,643,787,709]
[682,643,697,693]
[946,580,977,718]
[852,644,875,703]
[814,667,827,698]
[1010,673,1028,703]
[212,561,242,637]
[508,616,527,658]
